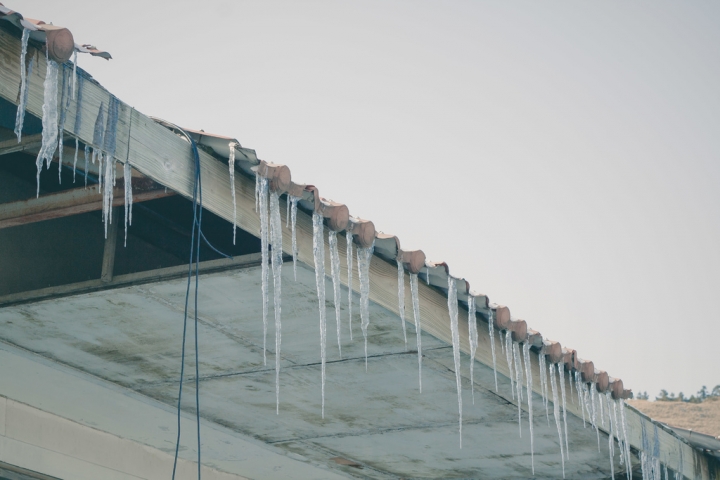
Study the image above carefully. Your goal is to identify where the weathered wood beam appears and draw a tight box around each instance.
[0,180,173,229]
[100,207,120,283]
[0,27,710,478]
[0,133,43,156]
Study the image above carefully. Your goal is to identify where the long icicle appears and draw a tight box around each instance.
[410,273,422,392]
[488,309,498,391]
[228,142,237,244]
[540,350,550,425]
[270,191,283,414]
[312,212,327,417]
[619,399,632,480]
[329,231,342,358]
[397,260,407,350]
[123,162,133,246]
[523,342,534,475]
[257,175,269,365]
[290,196,298,280]
[558,363,570,460]
[14,27,30,142]
[468,296,478,404]
[606,392,616,480]
[346,231,353,340]
[576,371,587,427]
[447,276,462,448]
[549,361,566,478]
[357,243,373,370]
[513,340,524,437]
[504,330,515,400]
[35,57,60,197]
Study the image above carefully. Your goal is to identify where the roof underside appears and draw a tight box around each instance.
[0,260,624,479]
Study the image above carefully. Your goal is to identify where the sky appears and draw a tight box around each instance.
[19,0,720,399]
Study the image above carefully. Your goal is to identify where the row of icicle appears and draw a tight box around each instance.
[15,28,134,245]
[247,164,686,479]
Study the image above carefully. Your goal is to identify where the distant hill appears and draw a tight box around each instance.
[628,396,720,437]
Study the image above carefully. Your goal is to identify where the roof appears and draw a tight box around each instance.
[0,3,717,479]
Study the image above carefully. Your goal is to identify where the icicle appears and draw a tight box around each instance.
[447,276,462,449]
[270,191,283,414]
[102,155,115,237]
[346,231,353,340]
[569,365,574,404]
[468,296,478,404]
[57,65,73,185]
[425,266,431,285]
[606,392,616,480]
[504,331,515,400]
[512,341,524,437]
[675,443,683,480]
[290,196,298,280]
[523,343,534,475]
[83,144,90,188]
[228,142,237,244]
[488,309,498,391]
[357,243,374,370]
[397,260,408,350]
[103,96,119,157]
[591,385,601,452]
[576,372,587,427]
[328,231,342,358]
[540,351,550,425]
[123,162,133,247]
[35,58,60,197]
[312,212,327,417]
[255,173,260,212]
[619,399,632,480]
[613,398,625,467]
[641,422,649,480]
[558,363,569,460]
[258,176,269,365]
[71,50,77,99]
[600,389,605,428]
[653,425,661,480]
[410,273,422,392]
[91,102,105,177]
[14,28,31,142]
[549,362,566,478]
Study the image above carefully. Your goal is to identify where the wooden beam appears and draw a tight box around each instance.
[0,133,43,156]
[100,207,120,282]
[0,253,263,308]
[0,181,174,229]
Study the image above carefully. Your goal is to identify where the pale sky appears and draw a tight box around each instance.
[19,0,720,399]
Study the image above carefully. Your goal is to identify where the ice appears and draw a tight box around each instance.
[72,51,77,99]
[467,296,477,404]
[270,192,283,414]
[74,63,85,183]
[504,330,515,400]
[397,260,407,350]
[346,231,353,340]
[569,365,574,404]
[512,341,524,437]
[606,393,615,480]
[619,399,632,480]
[447,276,462,448]
[357,244,374,370]
[653,425,661,480]
[540,351,550,425]
[228,142,237,244]
[558,363,569,460]
[291,196,299,280]
[591,385,601,452]
[329,231,342,358]
[548,362,566,478]
[103,96,119,158]
[14,28,30,143]
[488,309,498,391]
[675,443,683,480]
[312,212,327,417]
[83,144,90,188]
[641,422,649,479]
[425,266,431,285]
[257,176,269,365]
[123,162,133,247]
[409,273,422,392]
[57,64,73,184]
[523,342,535,475]
[35,58,60,197]
[612,398,625,468]
[600,389,605,428]
[576,371,586,427]
[102,154,115,238]
[91,102,105,181]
